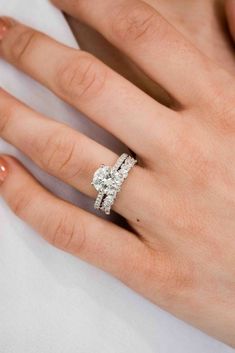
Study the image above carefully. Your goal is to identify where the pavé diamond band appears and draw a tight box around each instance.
[92,153,137,215]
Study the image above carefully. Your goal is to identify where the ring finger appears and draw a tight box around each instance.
[0,89,154,223]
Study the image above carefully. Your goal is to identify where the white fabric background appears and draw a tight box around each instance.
[0,1,234,352]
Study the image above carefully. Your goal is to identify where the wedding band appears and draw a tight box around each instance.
[92,153,137,215]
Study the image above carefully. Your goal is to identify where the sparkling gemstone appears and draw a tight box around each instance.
[93,164,124,191]
[93,166,123,193]
[112,171,124,185]
[107,188,117,196]
[92,166,113,192]
[103,195,113,207]
[119,165,128,177]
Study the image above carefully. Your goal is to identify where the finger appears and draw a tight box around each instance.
[51,0,215,106]
[0,155,151,287]
[226,0,235,41]
[0,89,152,222]
[0,17,177,157]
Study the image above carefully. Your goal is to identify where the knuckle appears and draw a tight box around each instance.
[171,123,215,188]
[211,101,235,136]
[10,27,39,62]
[50,215,86,254]
[39,128,77,178]
[201,79,235,136]
[0,114,9,135]
[10,186,32,217]
[38,127,90,180]
[0,101,14,135]
[112,4,156,42]
[56,53,107,101]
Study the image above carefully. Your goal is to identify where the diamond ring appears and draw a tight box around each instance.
[92,153,137,215]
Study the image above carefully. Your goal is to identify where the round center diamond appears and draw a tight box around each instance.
[92,166,113,192]
[92,154,137,215]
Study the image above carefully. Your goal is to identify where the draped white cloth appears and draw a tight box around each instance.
[0,1,234,352]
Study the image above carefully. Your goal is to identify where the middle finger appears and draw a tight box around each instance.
[0,18,178,158]
[51,0,214,106]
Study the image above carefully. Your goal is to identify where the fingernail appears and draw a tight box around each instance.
[0,157,8,184]
[0,17,14,41]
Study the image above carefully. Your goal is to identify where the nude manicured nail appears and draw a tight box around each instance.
[0,17,13,41]
[0,18,9,41]
[0,157,8,184]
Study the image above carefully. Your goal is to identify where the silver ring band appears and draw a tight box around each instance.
[112,153,129,172]
[92,153,137,215]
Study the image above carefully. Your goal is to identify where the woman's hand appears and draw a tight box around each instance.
[0,0,235,346]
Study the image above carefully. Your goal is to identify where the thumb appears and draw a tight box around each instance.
[226,0,235,41]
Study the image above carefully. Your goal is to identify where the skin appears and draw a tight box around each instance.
[67,0,235,104]
[0,0,235,346]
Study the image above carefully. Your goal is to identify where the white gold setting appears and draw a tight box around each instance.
[92,153,137,215]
